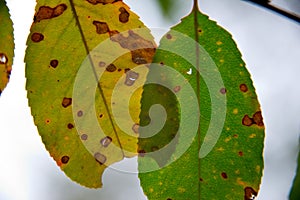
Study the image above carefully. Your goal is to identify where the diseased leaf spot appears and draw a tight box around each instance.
[240,84,248,92]
[242,111,264,127]
[94,152,107,165]
[61,156,69,164]
[100,136,112,147]
[167,198,173,200]
[67,123,74,129]
[34,4,67,22]
[106,64,117,72]
[199,178,204,182]
[62,97,72,108]
[173,86,181,93]
[98,61,106,67]
[138,149,146,157]
[221,172,228,179]
[45,119,51,124]
[86,0,120,5]
[239,151,244,156]
[125,70,139,86]
[99,114,104,118]
[31,33,44,42]
[50,59,58,68]
[132,123,139,133]
[81,134,88,140]
[110,30,156,64]
[244,187,257,200]
[77,110,83,117]
[119,7,129,23]
[93,21,109,34]
[220,88,226,94]
[166,33,172,39]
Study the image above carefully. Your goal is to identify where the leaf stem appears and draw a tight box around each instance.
[244,0,300,24]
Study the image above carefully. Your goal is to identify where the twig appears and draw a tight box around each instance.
[243,0,300,24]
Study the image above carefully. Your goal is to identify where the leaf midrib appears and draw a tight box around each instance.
[69,0,125,157]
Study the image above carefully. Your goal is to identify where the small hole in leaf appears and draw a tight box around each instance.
[0,53,8,64]
[125,71,139,86]
[244,187,257,200]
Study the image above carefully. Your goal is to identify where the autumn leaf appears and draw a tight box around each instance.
[0,0,14,96]
[138,2,264,199]
[25,0,155,188]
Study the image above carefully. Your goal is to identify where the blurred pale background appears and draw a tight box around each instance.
[0,0,300,199]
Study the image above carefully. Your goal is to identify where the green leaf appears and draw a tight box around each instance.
[0,0,14,96]
[25,0,155,188]
[138,5,264,200]
[290,149,300,200]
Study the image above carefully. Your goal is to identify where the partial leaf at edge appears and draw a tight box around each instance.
[289,148,300,200]
[138,7,264,200]
[0,0,14,96]
[25,0,155,188]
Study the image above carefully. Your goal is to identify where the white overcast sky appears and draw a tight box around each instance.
[1,0,300,200]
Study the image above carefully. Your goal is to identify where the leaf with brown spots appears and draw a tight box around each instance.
[138,2,264,199]
[25,0,155,188]
[0,0,14,96]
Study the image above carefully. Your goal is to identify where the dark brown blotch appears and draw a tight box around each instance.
[100,136,112,147]
[138,149,146,157]
[221,172,228,179]
[93,21,109,34]
[61,155,69,164]
[62,97,72,108]
[238,151,244,156]
[106,63,117,72]
[67,123,74,129]
[119,7,129,23]
[34,4,67,22]
[253,111,264,126]
[244,187,257,200]
[94,152,107,165]
[31,33,44,42]
[242,115,253,126]
[86,0,120,5]
[50,59,58,68]
[240,84,248,92]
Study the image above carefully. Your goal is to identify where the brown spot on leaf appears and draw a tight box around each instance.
[34,4,67,22]
[199,178,204,182]
[221,172,228,179]
[240,84,248,92]
[167,198,172,200]
[94,152,106,165]
[98,61,106,67]
[166,33,172,39]
[62,97,72,108]
[45,119,51,124]
[242,111,264,127]
[100,136,112,147]
[81,134,88,140]
[220,88,226,94]
[239,151,244,156]
[110,30,156,64]
[61,156,69,164]
[132,123,139,133]
[106,64,117,72]
[50,59,58,68]
[244,187,257,200]
[173,86,181,93]
[138,150,146,157]
[86,0,120,5]
[125,70,139,86]
[67,123,74,129]
[242,115,253,126]
[119,7,129,23]
[93,21,109,34]
[77,110,83,117]
[31,33,44,42]
[99,114,104,118]
[253,111,264,126]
